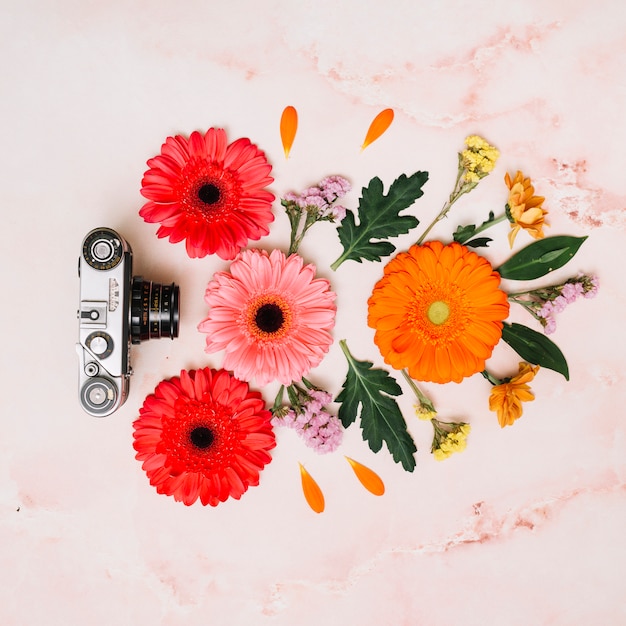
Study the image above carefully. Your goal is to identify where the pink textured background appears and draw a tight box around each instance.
[2,1,625,624]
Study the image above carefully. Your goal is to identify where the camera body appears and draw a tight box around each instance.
[77,228,179,417]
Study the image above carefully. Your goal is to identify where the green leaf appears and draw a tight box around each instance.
[501,323,569,380]
[465,237,492,248]
[497,236,587,280]
[336,341,417,472]
[452,223,477,243]
[330,172,428,270]
[453,211,496,245]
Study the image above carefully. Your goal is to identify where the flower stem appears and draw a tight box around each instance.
[330,256,343,272]
[415,177,476,245]
[338,339,352,361]
[465,212,507,241]
[287,207,302,254]
[507,295,544,322]
[507,280,567,298]
[431,419,445,437]
[400,369,431,407]
[481,369,501,386]
[415,199,453,245]
[288,211,318,254]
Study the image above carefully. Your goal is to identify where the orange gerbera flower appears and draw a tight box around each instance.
[489,362,540,427]
[367,241,510,384]
[505,171,548,247]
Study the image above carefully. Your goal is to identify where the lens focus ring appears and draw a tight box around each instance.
[130,277,180,344]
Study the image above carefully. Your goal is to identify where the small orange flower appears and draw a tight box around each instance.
[489,362,540,427]
[505,171,548,247]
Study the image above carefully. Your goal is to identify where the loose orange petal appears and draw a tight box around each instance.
[361,108,394,151]
[345,457,385,496]
[280,105,298,158]
[299,463,325,513]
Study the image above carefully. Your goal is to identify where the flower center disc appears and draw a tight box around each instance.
[189,426,215,449]
[255,303,284,333]
[198,183,221,205]
[427,300,450,325]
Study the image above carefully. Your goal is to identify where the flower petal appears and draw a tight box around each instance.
[280,105,298,158]
[345,457,385,496]
[361,108,394,151]
[299,463,325,513]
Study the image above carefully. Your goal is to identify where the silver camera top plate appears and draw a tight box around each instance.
[77,228,132,417]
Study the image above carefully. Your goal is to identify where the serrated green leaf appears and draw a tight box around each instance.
[332,212,397,263]
[453,223,477,243]
[501,322,569,380]
[330,172,428,270]
[336,341,417,472]
[497,236,587,280]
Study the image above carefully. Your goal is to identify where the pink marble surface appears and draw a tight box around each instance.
[2,1,626,624]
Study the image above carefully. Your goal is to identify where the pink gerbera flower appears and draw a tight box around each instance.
[139,128,275,260]
[198,249,336,385]
[133,367,275,506]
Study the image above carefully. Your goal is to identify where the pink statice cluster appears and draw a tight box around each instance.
[535,275,599,334]
[272,389,344,454]
[282,175,351,221]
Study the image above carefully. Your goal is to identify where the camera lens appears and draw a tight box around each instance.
[130,277,180,343]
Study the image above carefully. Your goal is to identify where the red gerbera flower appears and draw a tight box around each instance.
[133,367,275,506]
[139,128,275,260]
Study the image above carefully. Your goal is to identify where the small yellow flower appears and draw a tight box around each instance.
[461,135,499,182]
[432,421,471,460]
[463,170,480,183]
[441,427,470,453]
[415,404,436,421]
[505,171,548,247]
[489,362,540,427]
[416,135,499,245]
[433,447,450,461]
[464,135,492,151]
[438,436,458,456]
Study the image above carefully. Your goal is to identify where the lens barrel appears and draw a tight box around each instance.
[130,277,180,343]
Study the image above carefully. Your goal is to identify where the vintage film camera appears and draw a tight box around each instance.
[77,227,180,416]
